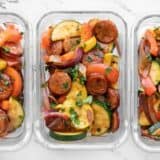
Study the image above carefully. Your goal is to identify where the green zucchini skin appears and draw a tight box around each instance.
[49,131,87,141]
[148,122,160,136]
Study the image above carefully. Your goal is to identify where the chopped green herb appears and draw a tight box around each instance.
[20,32,24,35]
[76,99,83,107]
[45,65,50,71]
[76,39,80,44]
[69,108,80,125]
[41,82,48,88]
[87,56,93,62]
[156,58,160,65]
[67,65,79,81]
[138,88,144,96]
[95,43,103,50]
[62,82,69,89]
[79,75,86,85]
[4,80,9,86]
[77,91,82,97]
[2,46,10,53]
[105,67,112,75]
[94,52,104,58]
[19,115,24,121]
[146,54,152,61]
[50,102,57,109]
[83,95,93,104]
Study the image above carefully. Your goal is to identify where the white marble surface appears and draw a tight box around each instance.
[1,0,160,159]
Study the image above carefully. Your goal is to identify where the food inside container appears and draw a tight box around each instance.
[0,23,24,138]
[138,26,160,140]
[40,18,121,141]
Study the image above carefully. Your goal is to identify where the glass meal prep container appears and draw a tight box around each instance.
[0,12,32,151]
[131,14,160,152]
[34,11,129,150]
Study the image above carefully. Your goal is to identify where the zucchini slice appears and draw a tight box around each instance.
[8,97,24,130]
[148,122,160,136]
[49,131,86,141]
[149,61,160,85]
[91,101,111,136]
[51,20,81,41]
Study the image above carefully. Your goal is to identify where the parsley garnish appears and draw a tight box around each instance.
[76,99,83,107]
[146,54,152,61]
[79,75,86,85]
[2,46,10,53]
[87,56,93,62]
[105,67,112,75]
[69,108,80,125]
[62,82,68,89]
[67,65,79,81]
[50,102,57,109]
[95,43,103,50]
[83,95,93,104]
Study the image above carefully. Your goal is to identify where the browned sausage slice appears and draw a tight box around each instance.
[48,71,71,95]
[2,42,23,56]
[82,49,103,66]
[111,111,120,132]
[0,109,9,137]
[50,41,63,55]
[93,20,118,44]
[86,73,107,95]
[0,73,13,101]
[106,88,120,110]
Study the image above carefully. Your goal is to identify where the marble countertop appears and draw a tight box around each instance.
[1,0,160,159]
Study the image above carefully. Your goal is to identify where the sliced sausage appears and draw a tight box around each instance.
[3,42,23,56]
[82,49,103,66]
[49,40,63,55]
[48,71,71,95]
[0,109,9,137]
[106,88,120,110]
[86,73,107,95]
[45,112,75,132]
[63,37,80,52]
[0,73,13,101]
[93,20,118,44]
[111,111,120,133]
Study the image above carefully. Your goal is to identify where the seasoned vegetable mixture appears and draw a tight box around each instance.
[138,27,160,140]
[41,19,120,141]
[0,23,24,137]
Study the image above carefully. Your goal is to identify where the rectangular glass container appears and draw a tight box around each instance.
[34,11,129,150]
[131,14,160,152]
[0,12,32,151]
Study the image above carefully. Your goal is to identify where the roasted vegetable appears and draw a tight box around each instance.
[49,131,87,141]
[148,122,160,136]
[149,61,160,85]
[51,20,81,41]
[144,29,158,57]
[141,77,156,96]
[0,59,7,70]
[8,97,24,130]
[47,47,83,68]
[91,101,111,136]
[138,106,151,126]
[103,53,113,66]
[82,36,96,52]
